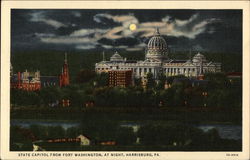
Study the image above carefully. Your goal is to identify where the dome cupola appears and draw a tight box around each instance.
[192,52,207,63]
[110,51,124,62]
[146,28,168,62]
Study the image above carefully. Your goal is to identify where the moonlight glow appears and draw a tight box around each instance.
[129,24,137,31]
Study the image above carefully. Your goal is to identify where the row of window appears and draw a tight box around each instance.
[97,67,216,74]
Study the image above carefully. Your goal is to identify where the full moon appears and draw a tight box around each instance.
[129,24,137,31]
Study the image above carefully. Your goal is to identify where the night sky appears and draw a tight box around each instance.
[11,9,242,53]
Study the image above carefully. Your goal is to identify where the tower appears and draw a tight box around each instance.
[59,53,70,87]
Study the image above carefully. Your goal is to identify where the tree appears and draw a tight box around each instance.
[39,86,61,106]
[10,125,33,151]
[66,127,81,138]
[160,88,175,107]
[156,73,166,90]
[76,69,96,83]
[10,89,38,106]
[146,72,155,89]
[94,72,109,87]
[204,72,230,90]
[134,77,142,86]
[29,125,48,140]
[79,118,119,142]
[67,90,84,107]
[47,126,66,139]
[115,127,136,145]
[206,128,221,146]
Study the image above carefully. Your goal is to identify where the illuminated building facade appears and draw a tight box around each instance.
[108,70,133,87]
[95,29,221,80]
[11,70,41,91]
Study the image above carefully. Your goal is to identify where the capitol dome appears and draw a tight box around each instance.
[192,52,207,63]
[146,28,168,61]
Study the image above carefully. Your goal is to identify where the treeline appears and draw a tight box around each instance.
[11,50,242,83]
[10,121,241,151]
[11,72,242,109]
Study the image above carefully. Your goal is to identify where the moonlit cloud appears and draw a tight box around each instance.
[72,11,81,17]
[34,13,219,50]
[34,33,55,37]
[70,29,108,37]
[94,13,139,40]
[175,14,199,26]
[102,45,113,49]
[76,44,97,50]
[137,14,219,39]
[93,13,218,40]
[94,13,138,27]
[40,36,97,44]
[11,10,242,53]
[30,11,67,29]
[126,43,147,51]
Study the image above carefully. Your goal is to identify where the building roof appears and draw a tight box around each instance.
[110,52,124,62]
[169,60,187,63]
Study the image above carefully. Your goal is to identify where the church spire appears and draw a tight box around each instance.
[60,52,70,87]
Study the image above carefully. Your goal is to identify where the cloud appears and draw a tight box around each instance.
[40,36,97,44]
[72,11,81,17]
[126,47,143,51]
[94,13,138,27]
[137,14,219,39]
[94,13,139,39]
[33,12,220,51]
[34,33,55,37]
[30,11,67,29]
[93,13,218,40]
[175,14,199,26]
[70,28,108,37]
[126,43,146,51]
[76,44,96,50]
[102,45,113,49]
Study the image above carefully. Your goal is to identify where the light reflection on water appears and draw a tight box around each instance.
[197,125,242,140]
[11,119,79,129]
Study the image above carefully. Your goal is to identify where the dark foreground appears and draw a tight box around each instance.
[10,106,242,151]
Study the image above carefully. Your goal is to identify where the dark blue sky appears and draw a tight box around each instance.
[11,9,242,53]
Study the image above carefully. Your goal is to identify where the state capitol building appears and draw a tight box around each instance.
[95,29,221,80]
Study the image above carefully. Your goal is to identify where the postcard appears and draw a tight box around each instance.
[1,1,249,160]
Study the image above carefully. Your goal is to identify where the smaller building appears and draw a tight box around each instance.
[108,70,133,87]
[61,99,70,107]
[11,70,41,91]
[77,134,91,146]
